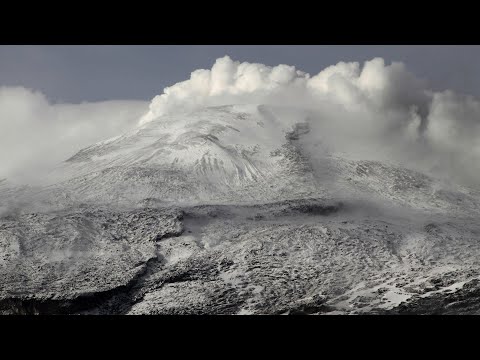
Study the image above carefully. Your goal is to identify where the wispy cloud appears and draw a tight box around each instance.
[0,86,148,182]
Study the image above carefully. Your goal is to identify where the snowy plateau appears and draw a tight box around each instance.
[2,104,480,315]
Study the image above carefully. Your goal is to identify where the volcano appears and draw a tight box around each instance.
[2,103,480,315]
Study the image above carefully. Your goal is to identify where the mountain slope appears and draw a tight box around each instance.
[2,104,480,314]
[4,103,476,214]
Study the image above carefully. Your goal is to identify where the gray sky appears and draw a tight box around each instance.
[1,45,480,103]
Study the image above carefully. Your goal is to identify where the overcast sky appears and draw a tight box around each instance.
[1,45,480,103]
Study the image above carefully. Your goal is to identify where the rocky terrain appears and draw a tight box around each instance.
[2,104,480,314]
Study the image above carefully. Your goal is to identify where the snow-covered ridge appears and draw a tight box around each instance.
[0,103,477,216]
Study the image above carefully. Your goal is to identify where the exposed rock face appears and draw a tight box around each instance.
[0,207,184,314]
[2,105,480,315]
[2,199,480,315]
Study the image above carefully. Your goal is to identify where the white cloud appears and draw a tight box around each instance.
[139,56,480,186]
[0,86,148,182]
[3,56,480,188]
[140,56,429,122]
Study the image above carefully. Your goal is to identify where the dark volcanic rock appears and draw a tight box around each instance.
[0,207,183,314]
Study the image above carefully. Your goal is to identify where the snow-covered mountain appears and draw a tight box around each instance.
[49,104,318,205]
[2,103,480,314]
[4,103,478,213]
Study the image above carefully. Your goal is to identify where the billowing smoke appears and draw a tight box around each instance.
[140,56,480,187]
[2,56,480,188]
[140,56,430,123]
[0,87,148,182]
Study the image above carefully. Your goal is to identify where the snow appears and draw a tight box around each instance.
[381,287,413,307]
[3,103,480,314]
